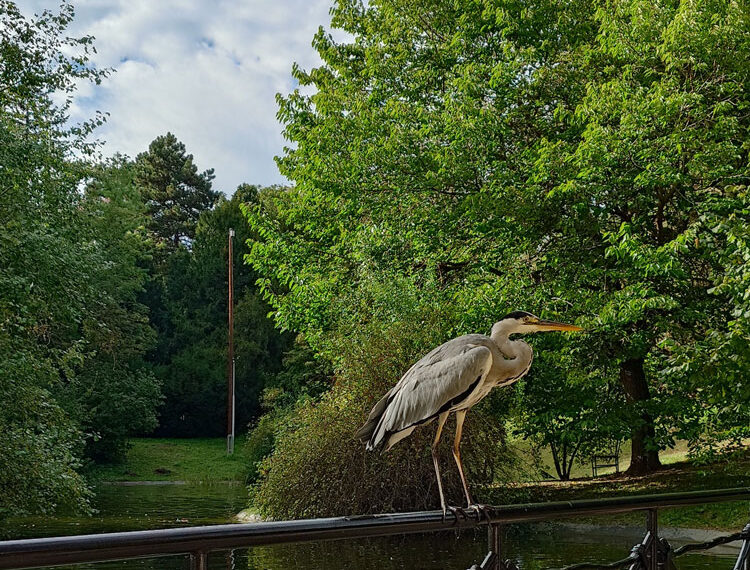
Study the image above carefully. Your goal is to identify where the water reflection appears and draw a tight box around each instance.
[247,526,734,570]
[2,483,248,540]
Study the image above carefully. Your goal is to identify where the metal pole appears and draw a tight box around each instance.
[488,524,501,570]
[225,549,235,570]
[647,509,658,570]
[227,228,235,456]
[189,550,207,570]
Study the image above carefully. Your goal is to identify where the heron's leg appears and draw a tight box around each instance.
[452,409,474,507]
[431,412,450,518]
[452,410,490,521]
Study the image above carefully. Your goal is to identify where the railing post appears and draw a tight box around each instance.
[647,509,658,570]
[488,524,501,569]
[189,550,207,570]
[486,524,519,570]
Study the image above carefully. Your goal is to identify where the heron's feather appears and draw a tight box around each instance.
[354,387,394,442]
[365,337,493,450]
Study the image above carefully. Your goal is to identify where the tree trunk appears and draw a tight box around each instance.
[619,358,661,475]
[550,441,576,481]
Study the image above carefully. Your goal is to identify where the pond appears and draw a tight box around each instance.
[0,483,739,569]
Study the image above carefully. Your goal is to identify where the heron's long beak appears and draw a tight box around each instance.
[533,319,583,332]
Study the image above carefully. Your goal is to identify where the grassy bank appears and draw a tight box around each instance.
[87,438,249,483]
[483,451,750,531]
[512,437,696,481]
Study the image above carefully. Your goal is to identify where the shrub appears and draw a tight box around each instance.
[244,412,280,483]
[244,337,333,483]
[0,340,91,517]
[250,308,516,519]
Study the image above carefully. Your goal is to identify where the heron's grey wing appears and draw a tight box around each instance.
[356,336,485,444]
[368,344,492,451]
[383,334,491,395]
[354,386,395,441]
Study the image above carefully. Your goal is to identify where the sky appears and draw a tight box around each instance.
[16,0,334,194]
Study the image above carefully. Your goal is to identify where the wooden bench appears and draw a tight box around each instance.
[591,444,621,477]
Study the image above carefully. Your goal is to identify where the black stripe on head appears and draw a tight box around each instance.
[502,310,535,320]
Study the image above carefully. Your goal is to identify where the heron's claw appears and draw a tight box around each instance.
[442,505,468,524]
[466,503,490,521]
[450,505,469,522]
[442,504,491,523]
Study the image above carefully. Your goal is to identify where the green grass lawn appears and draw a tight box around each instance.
[87,438,249,483]
[515,438,693,481]
[483,447,750,530]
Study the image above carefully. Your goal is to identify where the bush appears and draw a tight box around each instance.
[250,305,517,519]
[244,337,333,483]
[0,340,91,517]
[244,412,280,483]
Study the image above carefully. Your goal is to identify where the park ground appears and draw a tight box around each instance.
[89,438,749,530]
[86,438,251,483]
[487,439,750,531]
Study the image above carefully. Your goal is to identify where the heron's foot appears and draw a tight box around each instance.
[442,505,469,524]
[466,503,491,521]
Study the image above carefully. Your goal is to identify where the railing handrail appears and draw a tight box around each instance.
[0,487,748,569]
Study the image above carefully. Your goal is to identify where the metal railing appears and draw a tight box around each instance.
[0,488,748,570]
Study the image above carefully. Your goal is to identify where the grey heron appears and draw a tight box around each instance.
[355,311,582,517]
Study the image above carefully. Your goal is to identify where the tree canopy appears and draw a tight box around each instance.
[2,0,749,520]
[0,1,286,515]
[135,132,219,251]
[148,185,291,437]
[245,0,750,516]
[0,1,114,514]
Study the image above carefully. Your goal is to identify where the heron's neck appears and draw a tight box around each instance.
[490,322,533,373]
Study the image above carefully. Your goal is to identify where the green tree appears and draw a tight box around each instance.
[0,0,107,514]
[247,0,750,511]
[135,133,219,251]
[528,0,750,472]
[58,158,162,461]
[152,186,290,437]
[515,337,628,480]
[244,0,597,517]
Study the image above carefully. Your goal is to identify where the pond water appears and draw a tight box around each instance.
[0,483,739,569]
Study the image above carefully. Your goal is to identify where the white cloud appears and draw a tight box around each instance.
[15,0,335,193]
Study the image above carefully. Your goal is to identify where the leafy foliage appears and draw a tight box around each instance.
[250,282,516,518]
[147,184,291,437]
[0,338,91,517]
[2,0,749,520]
[246,0,750,515]
[244,335,333,483]
[515,337,628,480]
[0,0,107,514]
[57,158,162,461]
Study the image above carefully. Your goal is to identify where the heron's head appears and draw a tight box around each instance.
[493,311,583,337]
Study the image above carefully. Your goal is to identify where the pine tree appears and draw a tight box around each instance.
[135,133,219,250]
